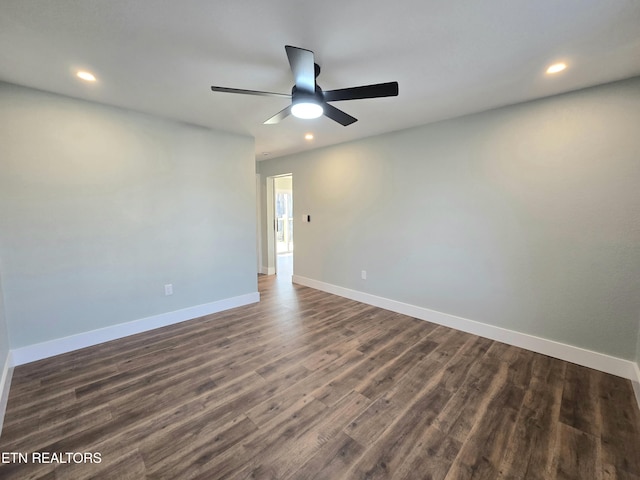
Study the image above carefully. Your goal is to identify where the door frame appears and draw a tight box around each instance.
[268,173,293,276]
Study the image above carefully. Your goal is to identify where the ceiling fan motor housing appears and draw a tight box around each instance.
[290,85,325,119]
[291,85,325,104]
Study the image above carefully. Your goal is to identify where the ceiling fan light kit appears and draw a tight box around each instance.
[291,101,323,119]
[211,45,398,126]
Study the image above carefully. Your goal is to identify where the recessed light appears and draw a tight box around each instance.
[304,133,314,140]
[76,71,97,82]
[546,63,567,74]
[262,152,271,156]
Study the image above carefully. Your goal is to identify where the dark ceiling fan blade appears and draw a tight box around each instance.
[211,86,291,99]
[323,103,357,126]
[263,105,292,125]
[323,82,399,102]
[285,45,316,93]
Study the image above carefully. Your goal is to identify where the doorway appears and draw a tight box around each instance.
[273,174,293,279]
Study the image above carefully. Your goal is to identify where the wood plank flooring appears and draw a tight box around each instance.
[1,273,639,479]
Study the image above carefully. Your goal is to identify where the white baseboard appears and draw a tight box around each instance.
[292,275,639,385]
[260,266,276,275]
[0,351,14,436]
[10,292,260,366]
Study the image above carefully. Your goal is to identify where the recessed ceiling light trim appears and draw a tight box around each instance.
[304,133,314,140]
[76,70,97,82]
[546,63,567,74]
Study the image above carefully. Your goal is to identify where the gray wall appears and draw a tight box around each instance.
[637,316,640,366]
[258,77,640,360]
[0,83,257,348]
[0,267,9,367]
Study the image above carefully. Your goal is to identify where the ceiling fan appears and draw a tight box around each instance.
[210,45,399,126]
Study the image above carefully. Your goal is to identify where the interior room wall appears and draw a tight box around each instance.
[0,266,9,370]
[635,315,640,403]
[0,264,9,432]
[274,175,292,192]
[636,315,640,366]
[258,76,640,361]
[255,174,263,273]
[0,82,257,349]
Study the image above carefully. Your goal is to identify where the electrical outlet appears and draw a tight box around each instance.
[164,284,173,296]
[361,270,367,280]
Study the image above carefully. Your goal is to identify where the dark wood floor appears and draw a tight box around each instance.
[1,272,639,479]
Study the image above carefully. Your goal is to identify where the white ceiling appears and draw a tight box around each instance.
[1,0,639,160]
